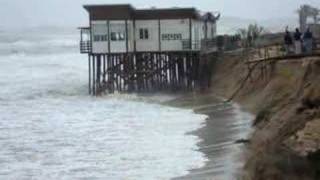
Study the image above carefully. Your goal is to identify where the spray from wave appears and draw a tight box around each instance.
[0,27,208,180]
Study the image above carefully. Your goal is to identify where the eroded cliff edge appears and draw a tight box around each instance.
[209,51,320,180]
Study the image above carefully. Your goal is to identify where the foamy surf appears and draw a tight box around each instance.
[0,96,207,180]
[0,29,208,180]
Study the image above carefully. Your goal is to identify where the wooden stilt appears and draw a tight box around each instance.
[92,56,96,95]
[96,55,101,93]
[88,55,92,94]
[86,51,202,95]
[103,55,106,83]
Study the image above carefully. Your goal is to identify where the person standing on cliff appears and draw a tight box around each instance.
[293,28,302,54]
[284,30,293,55]
[303,28,313,54]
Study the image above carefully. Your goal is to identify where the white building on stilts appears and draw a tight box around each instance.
[79,4,220,94]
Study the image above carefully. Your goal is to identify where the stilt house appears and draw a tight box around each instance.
[79,4,219,94]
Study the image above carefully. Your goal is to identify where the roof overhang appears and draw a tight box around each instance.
[84,4,203,20]
[135,8,201,20]
[84,4,135,20]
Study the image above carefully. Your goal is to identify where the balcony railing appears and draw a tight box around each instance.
[80,41,92,54]
[182,39,201,50]
[79,27,91,54]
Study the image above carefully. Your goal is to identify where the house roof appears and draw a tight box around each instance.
[135,8,200,20]
[84,4,202,20]
[84,4,135,20]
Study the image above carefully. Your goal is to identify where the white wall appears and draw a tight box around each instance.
[160,19,190,51]
[90,18,215,53]
[127,20,135,52]
[109,20,127,53]
[192,19,202,50]
[91,20,134,53]
[135,20,159,52]
[91,20,109,54]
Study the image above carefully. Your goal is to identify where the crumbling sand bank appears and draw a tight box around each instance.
[209,51,320,180]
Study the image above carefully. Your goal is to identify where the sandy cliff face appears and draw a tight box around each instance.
[209,51,320,180]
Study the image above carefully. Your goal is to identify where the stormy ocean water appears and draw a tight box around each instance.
[0,28,253,180]
[0,28,207,180]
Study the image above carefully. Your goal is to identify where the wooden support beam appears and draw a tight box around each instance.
[92,56,96,95]
[110,55,114,93]
[86,51,201,95]
[103,55,106,83]
[117,55,121,92]
[107,54,111,92]
[96,55,101,93]
[88,55,92,94]
[165,53,169,88]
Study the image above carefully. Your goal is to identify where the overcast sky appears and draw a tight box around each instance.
[0,0,319,28]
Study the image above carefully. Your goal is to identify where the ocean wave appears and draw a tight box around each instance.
[0,31,79,56]
[0,38,78,49]
[0,38,79,56]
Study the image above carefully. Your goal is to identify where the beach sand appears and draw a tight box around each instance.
[165,93,253,180]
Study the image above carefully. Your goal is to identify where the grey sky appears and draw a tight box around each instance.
[0,0,319,28]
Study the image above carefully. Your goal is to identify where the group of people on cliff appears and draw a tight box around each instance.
[284,27,314,55]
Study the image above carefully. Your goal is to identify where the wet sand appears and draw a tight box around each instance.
[165,93,253,180]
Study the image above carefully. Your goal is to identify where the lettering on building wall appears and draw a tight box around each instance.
[161,34,182,41]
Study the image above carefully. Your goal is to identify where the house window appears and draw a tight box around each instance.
[139,28,149,40]
[101,35,108,41]
[93,34,108,42]
[93,23,108,42]
[111,32,117,41]
[94,35,100,42]
[144,29,149,39]
[111,32,126,41]
[118,32,125,41]
[139,29,144,39]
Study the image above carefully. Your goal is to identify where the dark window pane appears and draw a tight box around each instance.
[100,35,105,41]
[103,35,108,41]
[139,29,144,39]
[94,35,100,41]
[144,29,149,39]
[111,32,117,41]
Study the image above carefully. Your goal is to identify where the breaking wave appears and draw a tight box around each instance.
[0,28,208,180]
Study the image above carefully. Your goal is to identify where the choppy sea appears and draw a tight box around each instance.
[0,27,253,180]
[0,28,207,180]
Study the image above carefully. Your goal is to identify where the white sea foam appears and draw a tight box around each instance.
[5,38,77,48]
[0,32,78,55]
[0,32,208,180]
